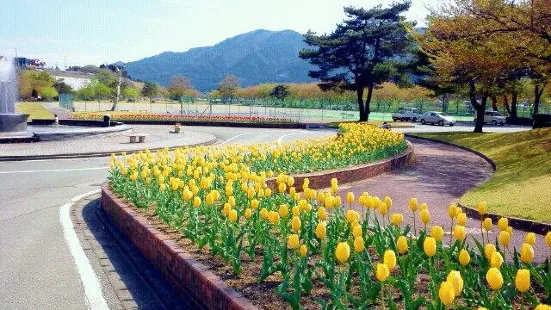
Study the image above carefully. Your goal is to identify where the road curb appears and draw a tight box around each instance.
[0,137,220,161]
[406,134,551,235]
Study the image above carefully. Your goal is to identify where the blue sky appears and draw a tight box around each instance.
[1,0,437,67]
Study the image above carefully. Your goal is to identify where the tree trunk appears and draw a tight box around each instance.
[469,81,486,133]
[533,83,544,117]
[490,95,498,111]
[364,83,374,122]
[503,95,511,115]
[111,70,122,111]
[357,87,366,121]
[509,91,518,124]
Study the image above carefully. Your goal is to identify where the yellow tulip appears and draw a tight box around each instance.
[193,196,201,208]
[291,216,301,232]
[278,204,289,218]
[431,226,444,242]
[477,201,487,216]
[390,213,404,226]
[376,263,390,282]
[244,208,252,219]
[397,236,408,254]
[420,208,430,225]
[419,202,428,210]
[324,196,334,209]
[346,210,359,224]
[278,182,286,193]
[438,281,455,306]
[268,211,280,225]
[484,244,497,261]
[448,204,458,218]
[520,243,534,264]
[228,209,238,222]
[260,208,268,219]
[506,226,513,236]
[330,183,338,193]
[346,192,355,205]
[535,305,551,310]
[250,199,259,209]
[384,196,392,209]
[299,244,308,257]
[546,232,551,248]
[409,198,418,212]
[483,217,492,232]
[335,242,351,264]
[354,237,364,253]
[525,232,536,245]
[459,249,470,266]
[424,237,437,257]
[498,231,510,247]
[446,270,464,297]
[352,225,362,238]
[497,217,508,231]
[490,251,504,268]
[515,269,530,293]
[288,234,300,249]
[457,212,467,226]
[383,250,397,270]
[453,225,466,241]
[478,307,489,310]
[318,207,327,221]
[379,202,389,216]
[315,221,326,240]
[292,205,300,217]
[486,267,503,290]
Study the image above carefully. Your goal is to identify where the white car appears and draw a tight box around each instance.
[475,110,507,125]
[392,107,423,122]
[420,111,456,126]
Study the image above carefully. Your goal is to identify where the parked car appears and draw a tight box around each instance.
[475,110,507,125]
[420,111,456,126]
[392,107,423,122]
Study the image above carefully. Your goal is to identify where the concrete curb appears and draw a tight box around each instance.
[101,184,257,310]
[0,137,220,161]
[406,134,551,235]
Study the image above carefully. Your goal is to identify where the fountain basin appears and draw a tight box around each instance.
[0,113,30,132]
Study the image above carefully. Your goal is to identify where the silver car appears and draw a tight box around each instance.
[420,111,456,126]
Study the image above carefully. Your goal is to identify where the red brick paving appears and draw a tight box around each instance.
[334,138,550,263]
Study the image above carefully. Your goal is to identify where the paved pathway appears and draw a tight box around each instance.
[335,138,549,263]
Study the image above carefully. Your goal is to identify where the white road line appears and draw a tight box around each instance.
[60,189,109,310]
[0,167,108,174]
[277,131,310,144]
[217,133,248,146]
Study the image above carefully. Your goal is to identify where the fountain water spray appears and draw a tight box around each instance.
[0,56,29,133]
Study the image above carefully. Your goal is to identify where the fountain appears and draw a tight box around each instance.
[0,56,30,135]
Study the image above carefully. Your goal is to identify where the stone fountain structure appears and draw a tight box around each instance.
[0,57,29,133]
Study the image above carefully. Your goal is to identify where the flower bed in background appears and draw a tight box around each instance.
[108,123,551,309]
[72,112,296,124]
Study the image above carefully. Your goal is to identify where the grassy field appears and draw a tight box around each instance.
[416,129,551,223]
[15,102,54,121]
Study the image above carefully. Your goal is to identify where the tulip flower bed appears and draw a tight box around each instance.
[108,123,551,309]
[71,112,296,124]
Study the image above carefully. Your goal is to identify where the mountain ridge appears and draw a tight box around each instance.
[124,29,315,92]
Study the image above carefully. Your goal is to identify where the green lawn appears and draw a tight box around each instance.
[15,102,54,121]
[415,129,551,223]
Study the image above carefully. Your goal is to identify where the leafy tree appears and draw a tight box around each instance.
[39,87,58,101]
[299,2,413,121]
[218,75,240,103]
[141,81,159,99]
[53,79,74,94]
[94,82,111,100]
[122,87,140,101]
[168,75,194,99]
[77,84,96,101]
[269,84,290,101]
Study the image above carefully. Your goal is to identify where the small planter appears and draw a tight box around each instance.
[174,123,181,133]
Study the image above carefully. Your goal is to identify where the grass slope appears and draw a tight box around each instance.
[15,102,54,121]
[416,129,551,223]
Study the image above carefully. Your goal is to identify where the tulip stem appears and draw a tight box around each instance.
[480,220,484,244]
[412,212,417,235]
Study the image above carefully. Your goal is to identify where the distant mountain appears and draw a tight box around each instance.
[124,29,315,92]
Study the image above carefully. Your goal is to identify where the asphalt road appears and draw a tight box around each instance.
[0,123,530,309]
[0,127,332,310]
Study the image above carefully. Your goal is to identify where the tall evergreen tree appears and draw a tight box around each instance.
[299,2,413,121]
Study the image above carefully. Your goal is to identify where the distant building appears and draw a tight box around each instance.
[15,57,46,70]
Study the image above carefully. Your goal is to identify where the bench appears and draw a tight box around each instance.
[127,134,147,143]
[341,112,355,118]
